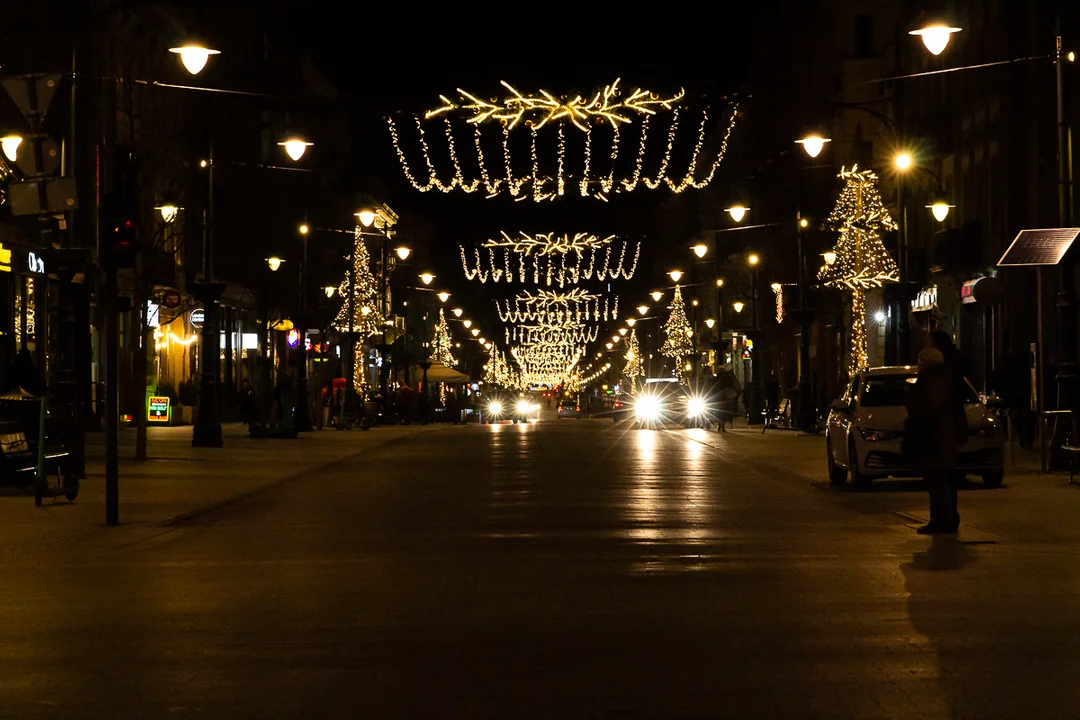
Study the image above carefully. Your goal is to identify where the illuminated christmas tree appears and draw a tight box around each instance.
[334,227,384,388]
[623,328,643,391]
[432,308,457,367]
[818,165,898,376]
[661,284,694,377]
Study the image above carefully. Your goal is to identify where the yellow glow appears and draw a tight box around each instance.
[799,218,809,228]
[733,301,745,313]
[770,282,782,291]
[668,270,683,282]
[637,305,649,315]
[437,291,450,303]
[452,307,463,317]
[929,201,952,222]
[419,272,435,285]
[472,328,481,337]
[796,134,831,158]
[463,320,472,328]
[356,209,376,228]
[1,135,22,162]
[651,291,663,302]
[684,328,693,338]
[156,204,179,223]
[716,278,724,288]
[705,318,715,328]
[909,25,961,55]
[618,328,628,336]
[426,78,685,131]
[396,246,411,260]
[267,257,284,271]
[479,337,486,345]
[612,335,621,343]
[747,254,760,266]
[199,160,208,168]
[279,139,313,161]
[691,299,699,306]
[299,223,309,235]
[154,329,199,351]
[360,306,371,316]
[169,45,220,75]
[1069,51,1076,63]
[324,286,336,298]
[606,342,614,349]
[894,151,914,171]
[823,251,837,265]
[626,317,636,326]
[692,244,708,258]
[726,205,748,223]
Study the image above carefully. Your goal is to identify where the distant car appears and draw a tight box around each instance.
[826,366,1004,488]
[632,379,711,428]
[557,401,582,419]
[484,395,540,423]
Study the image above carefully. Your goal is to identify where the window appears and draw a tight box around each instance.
[854,15,874,59]
[860,374,916,407]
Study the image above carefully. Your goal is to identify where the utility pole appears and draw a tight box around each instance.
[191,141,225,448]
[795,210,815,432]
[295,226,314,432]
[102,77,119,525]
[1055,31,1077,445]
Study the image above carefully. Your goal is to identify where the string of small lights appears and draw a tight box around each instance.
[460,240,639,286]
[660,285,694,379]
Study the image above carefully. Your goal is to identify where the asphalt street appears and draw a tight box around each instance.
[3,419,1079,718]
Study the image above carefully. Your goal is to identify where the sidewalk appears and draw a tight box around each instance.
[694,418,1080,546]
[0,422,450,557]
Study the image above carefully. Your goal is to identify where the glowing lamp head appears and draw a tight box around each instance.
[796,134,831,158]
[705,318,716,329]
[278,139,313,161]
[395,247,411,261]
[747,254,760,266]
[823,251,837,266]
[471,328,480,337]
[692,244,708,259]
[612,335,620,343]
[799,218,809,228]
[169,44,220,75]
[733,301,745,313]
[909,24,961,56]
[463,320,472,329]
[626,317,636,327]
[266,257,284,271]
[356,209,377,228]
[894,151,914,171]
[637,305,649,316]
[684,327,693,338]
[668,270,683,282]
[606,342,614,350]
[419,272,435,285]
[324,286,336,298]
[874,310,887,323]
[437,291,450,303]
[298,223,310,235]
[360,305,371,316]
[618,328,628,336]
[726,205,748,223]
[716,278,725,288]
[651,291,663,302]
[156,204,179,223]
[1,135,23,162]
[928,193,954,222]
[771,282,782,292]
[479,337,486,345]
[452,308,464,317]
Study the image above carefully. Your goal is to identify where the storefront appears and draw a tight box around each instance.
[958,276,1006,393]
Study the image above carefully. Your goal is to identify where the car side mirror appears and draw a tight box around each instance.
[830,399,851,412]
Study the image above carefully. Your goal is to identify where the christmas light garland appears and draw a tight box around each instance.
[496,289,618,323]
[431,308,457,367]
[623,328,643,392]
[387,83,740,201]
[460,238,639,286]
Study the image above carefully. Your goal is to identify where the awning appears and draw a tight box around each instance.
[400,362,471,384]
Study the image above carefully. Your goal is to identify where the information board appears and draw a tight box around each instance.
[147,396,171,424]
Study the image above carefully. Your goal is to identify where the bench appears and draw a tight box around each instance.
[1062,445,1080,484]
[0,425,73,504]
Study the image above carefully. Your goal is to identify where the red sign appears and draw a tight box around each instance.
[162,290,181,309]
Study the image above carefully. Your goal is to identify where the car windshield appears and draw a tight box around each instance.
[860,374,982,407]
[643,382,688,400]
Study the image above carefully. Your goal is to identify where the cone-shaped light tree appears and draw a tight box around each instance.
[623,328,643,391]
[661,285,694,378]
[818,165,899,376]
[333,228,385,389]
[432,308,457,367]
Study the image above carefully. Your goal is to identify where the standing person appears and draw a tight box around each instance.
[903,348,962,534]
[717,369,742,432]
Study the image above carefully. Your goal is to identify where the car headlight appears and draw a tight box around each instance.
[516,400,531,414]
[488,401,503,416]
[635,395,661,421]
[858,428,899,442]
[687,396,707,417]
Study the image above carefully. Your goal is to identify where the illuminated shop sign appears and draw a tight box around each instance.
[147,396,171,424]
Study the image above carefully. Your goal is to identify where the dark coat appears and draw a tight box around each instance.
[903,364,961,473]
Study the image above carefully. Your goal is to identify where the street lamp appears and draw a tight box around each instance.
[155,204,179,223]
[278,138,313,161]
[894,151,914,172]
[692,244,708,259]
[796,133,832,158]
[396,247,411,261]
[747,254,760,266]
[726,205,748,223]
[637,305,649,316]
[298,223,309,235]
[618,328,628,336]
[927,192,954,222]
[705,318,716,329]
[324,286,336,298]
[626,317,636,326]
[419,272,435,285]
[716,278,724,288]
[1,135,22,162]
[733,301,745,313]
[169,44,220,75]
[471,328,480,337]
[463,320,472,329]
[356,208,377,228]
[452,307,463,317]
[668,270,683,282]
[437,291,450,303]
[266,256,284,271]
[651,291,663,302]
[909,23,961,56]
[823,251,837,265]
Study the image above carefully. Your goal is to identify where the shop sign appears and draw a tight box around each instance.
[0,242,11,273]
[162,290,182,309]
[961,277,1006,305]
[147,301,160,328]
[26,251,44,274]
[189,308,204,328]
[911,286,938,312]
[286,328,300,348]
[147,396,171,424]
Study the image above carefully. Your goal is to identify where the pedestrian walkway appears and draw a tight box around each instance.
[0,423,450,557]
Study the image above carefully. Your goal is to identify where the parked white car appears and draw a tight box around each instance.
[826,366,1004,488]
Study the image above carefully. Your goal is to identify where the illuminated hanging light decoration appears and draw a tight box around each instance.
[496,288,618,323]
[660,285,694,379]
[623,328,643,392]
[388,79,740,201]
[460,233,639,286]
[771,283,785,324]
[431,308,458,367]
[817,165,899,376]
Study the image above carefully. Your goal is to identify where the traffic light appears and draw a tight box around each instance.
[103,213,140,269]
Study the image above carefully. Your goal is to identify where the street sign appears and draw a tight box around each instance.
[161,290,182,309]
[11,136,61,176]
[1,74,62,119]
[998,228,1080,266]
[7,177,78,216]
[147,396,171,424]
[189,308,204,328]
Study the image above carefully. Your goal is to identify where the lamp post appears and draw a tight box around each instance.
[294,223,313,432]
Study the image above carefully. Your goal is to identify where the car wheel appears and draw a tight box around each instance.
[849,438,872,489]
[827,435,847,485]
[982,470,1004,488]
